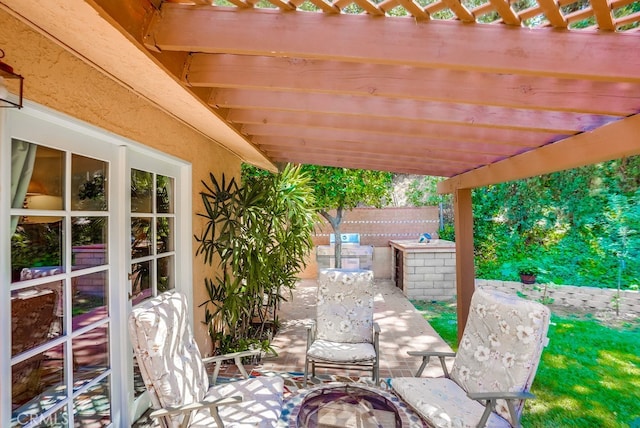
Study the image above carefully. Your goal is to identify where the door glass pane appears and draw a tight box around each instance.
[11,283,63,356]
[156,217,174,254]
[11,218,64,283]
[72,155,108,211]
[72,271,108,330]
[156,175,174,214]
[11,343,66,425]
[131,261,151,305]
[157,256,175,293]
[72,217,108,270]
[73,324,109,387]
[131,218,151,259]
[12,142,64,210]
[74,376,111,427]
[131,169,153,213]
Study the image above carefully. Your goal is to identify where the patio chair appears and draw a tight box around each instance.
[304,269,380,387]
[392,287,551,428]
[128,291,284,428]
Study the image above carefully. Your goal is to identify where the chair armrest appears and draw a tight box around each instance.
[407,350,456,377]
[150,395,243,428]
[467,390,535,428]
[305,320,316,350]
[202,349,261,385]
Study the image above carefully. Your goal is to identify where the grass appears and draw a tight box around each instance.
[412,300,640,428]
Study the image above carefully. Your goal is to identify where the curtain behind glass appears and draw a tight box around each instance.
[10,140,37,233]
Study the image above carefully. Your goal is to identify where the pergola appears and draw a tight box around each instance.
[2,0,639,335]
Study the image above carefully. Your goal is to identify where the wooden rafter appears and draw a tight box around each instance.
[146,5,640,82]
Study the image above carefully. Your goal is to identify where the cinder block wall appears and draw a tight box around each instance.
[477,279,640,315]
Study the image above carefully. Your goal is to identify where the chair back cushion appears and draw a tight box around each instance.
[128,292,209,412]
[451,288,550,424]
[316,269,374,343]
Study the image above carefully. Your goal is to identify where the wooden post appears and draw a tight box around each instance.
[453,188,475,343]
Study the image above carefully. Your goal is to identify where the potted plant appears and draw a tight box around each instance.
[517,258,539,284]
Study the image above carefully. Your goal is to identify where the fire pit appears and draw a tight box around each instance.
[278,383,425,428]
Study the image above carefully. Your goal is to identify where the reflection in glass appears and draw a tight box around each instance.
[131,169,153,213]
[157,256,175,293]
[74,376,111,427]
[11,283,63,356]
[156,217,174,254]
[72,217,108,270]
[11,142,64,210]
[11,218,64,283]
[72,271,108,330]
[156,175,174,214]
[72,154,108,211]
[73,324,109,387]
[131,261,151,305]
[131,218,151,259]
[11,343,66,424]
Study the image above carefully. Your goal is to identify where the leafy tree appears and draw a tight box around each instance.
[195,164,317,354]
[470,156,640,288]
[302,165,393,268]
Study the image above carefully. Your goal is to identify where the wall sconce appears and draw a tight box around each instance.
[0,49,24,109]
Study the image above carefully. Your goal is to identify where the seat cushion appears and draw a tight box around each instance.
[189,376,285,428]
[392,377,511,428]
[307,339,377,363]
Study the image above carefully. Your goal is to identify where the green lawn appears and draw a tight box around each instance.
[412,300,640,428]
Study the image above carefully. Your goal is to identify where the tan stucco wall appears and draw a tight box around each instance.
[0,9,240,354]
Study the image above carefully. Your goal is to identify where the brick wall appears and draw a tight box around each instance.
[313,207,440,247]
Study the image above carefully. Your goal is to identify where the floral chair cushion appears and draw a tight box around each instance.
[316,269,375,343]
[450,288,550,424]
[392,377,511,428]
[129,292,285,428]
[306,339,377,363]
[129,292,209,415]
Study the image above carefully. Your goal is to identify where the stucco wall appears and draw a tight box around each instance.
[0,9,240,354]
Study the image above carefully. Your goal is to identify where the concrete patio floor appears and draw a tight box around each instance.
[258,278,454,379]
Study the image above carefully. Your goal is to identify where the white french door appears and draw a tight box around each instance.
[125,150,190,423]
[1,104,191,427]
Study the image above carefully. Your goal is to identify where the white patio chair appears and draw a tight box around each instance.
[392,288,551,428]
[128,291,284,428]
[304,269,380,387]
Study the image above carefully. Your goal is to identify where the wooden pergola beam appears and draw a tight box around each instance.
[146,4,640,82]
[188,54,640,115]
[438,114,640,193]
[228,109,569,146]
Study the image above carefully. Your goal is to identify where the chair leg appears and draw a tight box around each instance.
[303,357,309,388]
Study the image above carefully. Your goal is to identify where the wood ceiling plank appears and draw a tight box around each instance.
[393,0,430,20]
[210,89,620,133]
[231,109,567,146]
[261,146,479,168]
[587,0,615,30]
[439,114,640,192]
[193,55,640,115]
[351,0,385,15]
[488,0,521,25]
[148,4,640,82]
[262,153,459,175]
[441,0,475,21]
[244,124,529,155]
[307,0,341,13]
[535,0,567,27]
[253,136,504,164]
